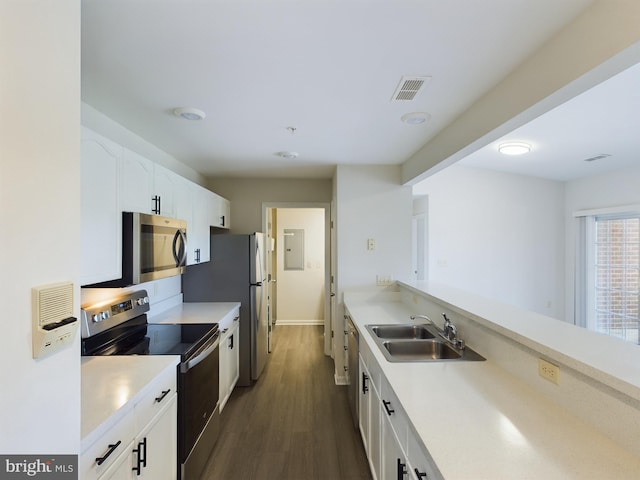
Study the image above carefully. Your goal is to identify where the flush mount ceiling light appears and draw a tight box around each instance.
[276,151,299,159]
[173,107,206,121]
[498,142,531,155]
[401,112,431,125]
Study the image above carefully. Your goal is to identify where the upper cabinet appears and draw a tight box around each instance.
[80,127,122,286]
[120,150,183,219]
[80,127,230,285]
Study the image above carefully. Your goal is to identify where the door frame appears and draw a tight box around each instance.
[262,202,332,356]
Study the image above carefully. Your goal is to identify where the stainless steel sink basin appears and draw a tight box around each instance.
[369,324,436,340]
[365,323,485,362]
[383,340,461,360]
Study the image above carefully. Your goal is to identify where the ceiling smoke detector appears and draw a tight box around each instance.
[498,142,531,155]
[276,151,299,159]
[401,112,431,125]
[173,107,206,121]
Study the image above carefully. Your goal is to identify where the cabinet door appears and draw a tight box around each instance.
[80,127,122,286]
[121,149,154,214]
[97,445,134,480]
[358,356,371,456]
[381,416,408,480]
[153,164,179,218]
[229,319,240,390]
[134,393,177,479]
[219,328,231,412]
[369,380,382,480]
[219,196,231,229]
[407,432,441,480]
[188,186,214,265]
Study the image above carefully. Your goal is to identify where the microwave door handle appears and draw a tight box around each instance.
[172,229,187,266]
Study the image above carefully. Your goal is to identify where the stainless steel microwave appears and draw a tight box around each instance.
[88,212,187,287]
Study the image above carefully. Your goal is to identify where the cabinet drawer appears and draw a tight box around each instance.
[80,409,135,480]
[380,377,408,450]
[407,429,442,480]
[134,367,177,430]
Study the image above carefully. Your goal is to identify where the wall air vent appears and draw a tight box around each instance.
[391,75,431,101]
[583,153,612,162]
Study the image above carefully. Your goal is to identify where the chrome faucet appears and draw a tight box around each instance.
[409,314,433,324]
[441,313,465,350]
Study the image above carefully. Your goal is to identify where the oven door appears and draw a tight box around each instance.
[178,333,220,479]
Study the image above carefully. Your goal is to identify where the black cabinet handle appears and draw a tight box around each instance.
[132,437,147,475]
[397,458,407,479]
[383,399,395,416]
[154,389,171,403]
[414,468,428,479]
[152,195,161,215]
[362,372,369,394]
[221,215,225,227]
[95,440,121,466]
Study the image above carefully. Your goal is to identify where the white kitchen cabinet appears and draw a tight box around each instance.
[81,367,178,480]
[153,164,179,219]
[120,148,154,215]
[188,185,215,265]
[133,393,177,479]
[358,338,441,480]
[219,316,240,412]
[80,127,122,286]
[211,192,231,229]
[120,149,184,219]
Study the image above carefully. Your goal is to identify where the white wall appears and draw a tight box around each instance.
[335,165,413,381]
[275,208,325,323]
[207,177,332,234]
[0,0,80,453]
[414,165,565,318]
[564,164,640,323]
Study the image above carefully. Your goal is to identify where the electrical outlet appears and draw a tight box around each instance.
[538,358,560,385]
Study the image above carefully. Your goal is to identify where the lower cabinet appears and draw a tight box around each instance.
[358,341,442,480]
[219,316,240,412]
[81,369,178,480]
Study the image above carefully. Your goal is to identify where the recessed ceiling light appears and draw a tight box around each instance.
[276,151,299,159]
[173,107,206,121]
[401,112,431,125]
[498,142,531,155]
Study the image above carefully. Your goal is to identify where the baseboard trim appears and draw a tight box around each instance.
[334,373,348,385]
[275,319,324,326]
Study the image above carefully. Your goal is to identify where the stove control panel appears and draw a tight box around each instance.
[80,290,150,338]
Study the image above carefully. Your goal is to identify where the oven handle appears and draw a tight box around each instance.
[180,336,219,373]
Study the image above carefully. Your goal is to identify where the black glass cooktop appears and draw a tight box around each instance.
[81,314,218,360]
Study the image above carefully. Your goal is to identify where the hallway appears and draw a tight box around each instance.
[202,325,371,480]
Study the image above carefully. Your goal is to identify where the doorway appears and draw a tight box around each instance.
[263,203,332,356]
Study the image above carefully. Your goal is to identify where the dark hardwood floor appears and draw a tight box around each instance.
[201,325,372,480]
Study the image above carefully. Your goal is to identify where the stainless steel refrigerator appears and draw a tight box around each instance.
[182,232,268,386]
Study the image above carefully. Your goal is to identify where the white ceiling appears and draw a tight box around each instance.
[81,0,595,179]
[458,61,640,182]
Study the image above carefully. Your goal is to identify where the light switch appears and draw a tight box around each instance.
[367,238,375,250]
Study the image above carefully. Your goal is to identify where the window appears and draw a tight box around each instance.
[585,214,640,344]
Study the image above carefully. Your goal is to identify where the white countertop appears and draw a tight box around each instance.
[398,280,640,400]
[81,355,179,450]
[345,293,640,479]
[148,301,240,327]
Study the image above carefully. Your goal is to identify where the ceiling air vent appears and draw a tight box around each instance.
[583,153,612,162]
[391,75,431,101]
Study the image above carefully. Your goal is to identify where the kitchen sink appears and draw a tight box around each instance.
[369,324,436,339]
[383,340,461,360]
[365,323,485,362]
